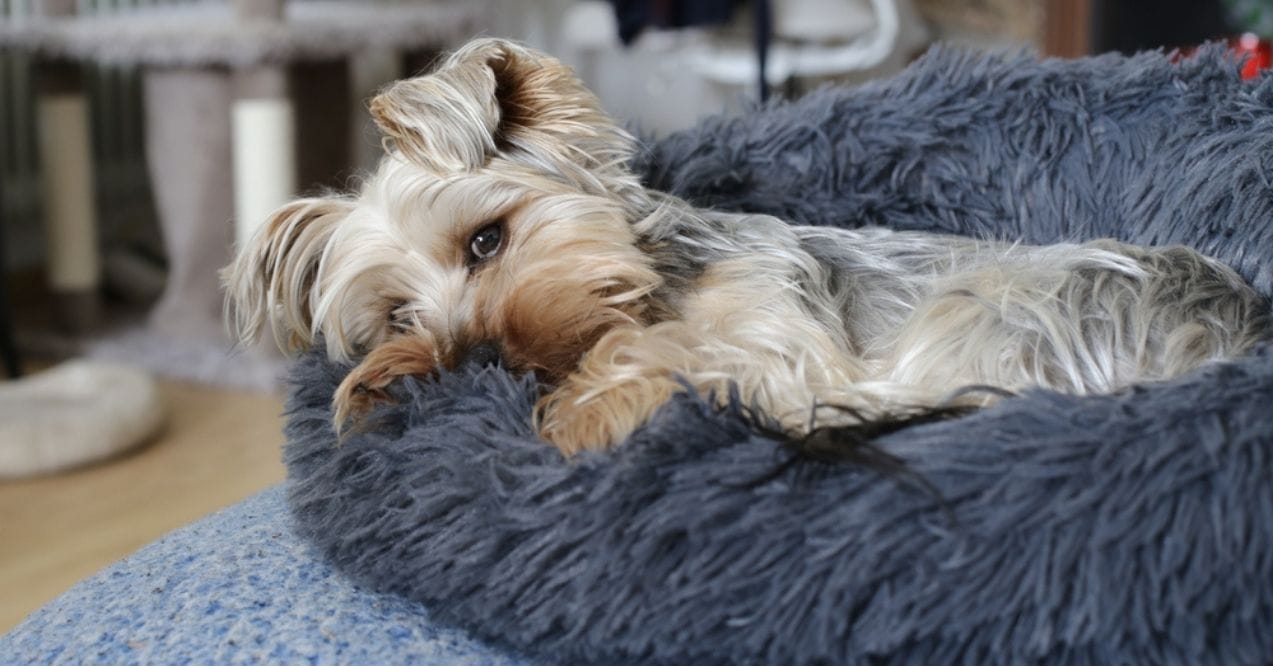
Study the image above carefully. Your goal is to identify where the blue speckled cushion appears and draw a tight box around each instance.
[0,487,532,665]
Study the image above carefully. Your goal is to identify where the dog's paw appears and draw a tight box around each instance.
[332,368,396,435]
[330,334,440,435]
[536,393,636,456]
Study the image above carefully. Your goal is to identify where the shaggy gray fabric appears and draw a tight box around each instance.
[284,47,1273,664]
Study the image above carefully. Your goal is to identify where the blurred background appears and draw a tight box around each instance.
[1,0,1270,633]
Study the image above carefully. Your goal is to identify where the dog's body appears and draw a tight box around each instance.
[225,39,1270,455]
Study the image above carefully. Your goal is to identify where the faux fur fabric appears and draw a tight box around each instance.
[284,47,1273,664]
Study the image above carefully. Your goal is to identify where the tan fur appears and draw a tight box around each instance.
[333,333,440,429]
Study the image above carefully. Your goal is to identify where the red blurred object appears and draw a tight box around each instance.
[1233,33,1272,79]
[1177,33,1272,80]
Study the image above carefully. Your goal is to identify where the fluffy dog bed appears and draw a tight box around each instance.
[285,47,1273,664]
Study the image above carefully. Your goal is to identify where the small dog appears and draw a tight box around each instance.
[224,39,1270,456]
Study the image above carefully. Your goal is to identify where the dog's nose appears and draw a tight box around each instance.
[459,341,503,369]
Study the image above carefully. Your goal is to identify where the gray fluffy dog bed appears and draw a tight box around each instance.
[284,47,1273,664]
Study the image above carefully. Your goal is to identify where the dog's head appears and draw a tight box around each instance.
[223,39,662,424]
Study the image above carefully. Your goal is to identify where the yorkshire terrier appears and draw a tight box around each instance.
[224,38,1270,456]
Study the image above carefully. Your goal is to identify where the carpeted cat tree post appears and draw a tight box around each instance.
[0,0,481,388]
[228,0,296,250]
[32,0,100,333]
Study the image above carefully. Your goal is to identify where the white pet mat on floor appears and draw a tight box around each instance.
[0,359,165,479]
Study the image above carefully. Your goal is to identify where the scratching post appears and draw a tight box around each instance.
[142,69,235,339]
[232,66,296,247]
[231,0,295,246]
[0,2,481,388]
[34,0,100,333]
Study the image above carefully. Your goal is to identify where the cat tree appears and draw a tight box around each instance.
[0,0,481,388]
[0,0,479,478]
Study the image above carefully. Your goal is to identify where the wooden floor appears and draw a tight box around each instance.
[0,376,286,633]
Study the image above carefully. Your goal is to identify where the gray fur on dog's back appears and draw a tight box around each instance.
[285,46,1273,664]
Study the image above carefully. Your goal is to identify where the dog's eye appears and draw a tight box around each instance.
[467,221,504,265]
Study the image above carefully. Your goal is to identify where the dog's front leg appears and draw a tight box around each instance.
[332,333,440,432]
[535,324,709,456]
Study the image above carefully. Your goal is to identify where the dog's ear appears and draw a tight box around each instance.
[222,197,352,354]
[368,38,633,174]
